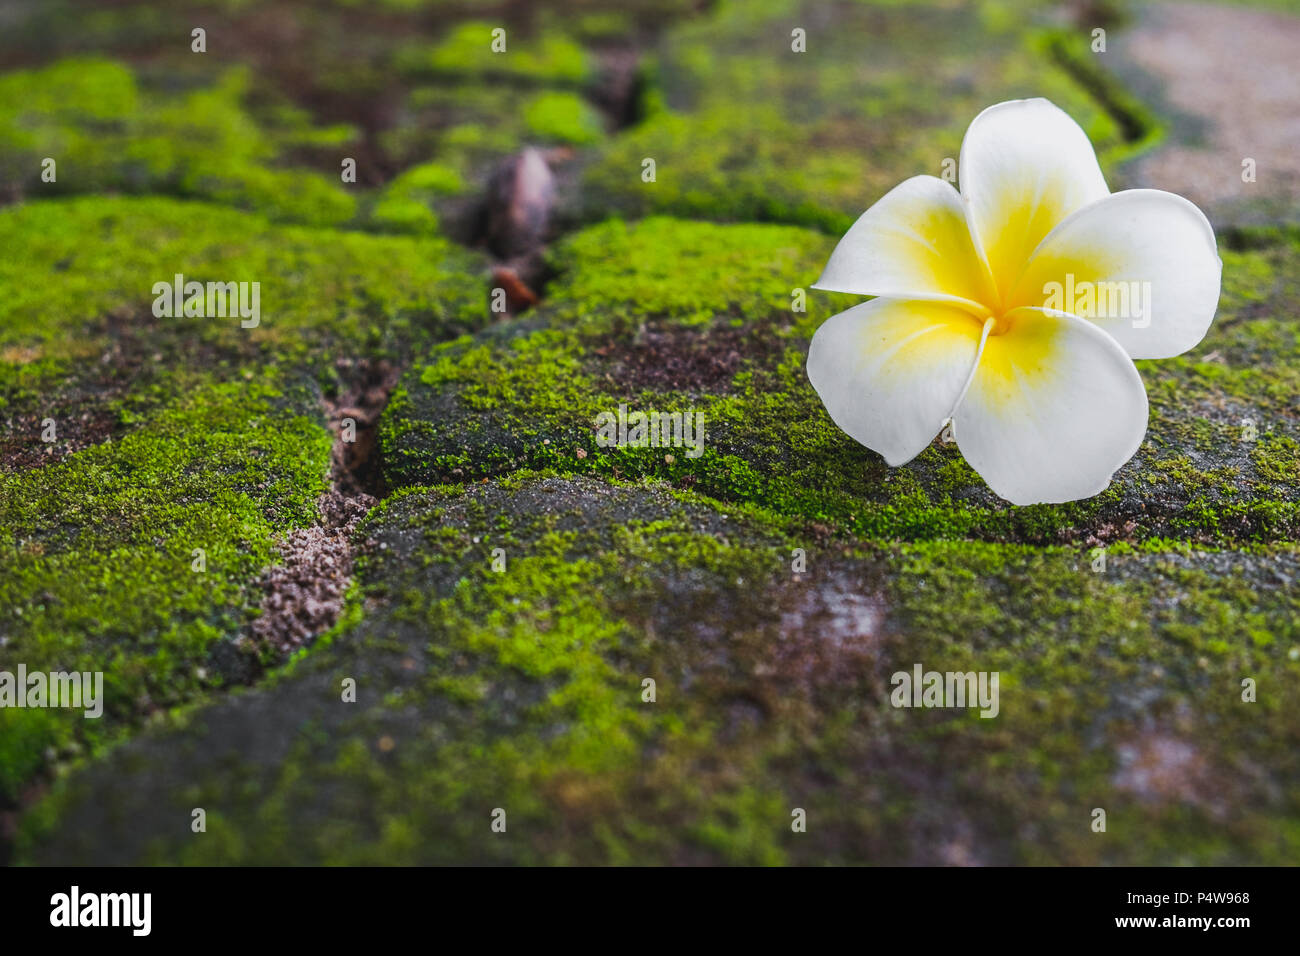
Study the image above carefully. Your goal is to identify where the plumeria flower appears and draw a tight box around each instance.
[807,98,1221,505]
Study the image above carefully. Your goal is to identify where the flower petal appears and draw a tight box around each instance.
[1006,189,1222,359]
[953,307,1148,505]
[959,98,1109,300]
[812,175,996,315]
[807,297,985,466]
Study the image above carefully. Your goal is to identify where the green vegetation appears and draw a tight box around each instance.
[18,477,1300,864]
[579,0,1129,233]
[0,193,492,802]
[0,195,488,363]
[0,59,356,225]
[397,21,593,85]
[0,373,331,800]
[383,216,1300,545]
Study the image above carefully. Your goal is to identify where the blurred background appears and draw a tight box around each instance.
[1,0,1295,252]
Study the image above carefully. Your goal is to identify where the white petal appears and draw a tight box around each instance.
[1007,189,1222,359]
[812,175,996,315]
[959,98,1110,299]
[953,308,1148,505]
[807,297,985,466]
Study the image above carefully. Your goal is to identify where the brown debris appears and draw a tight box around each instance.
[481,147,561,314]
[491,264,540,310]
[325,357,400,498]
[485,147,555,261]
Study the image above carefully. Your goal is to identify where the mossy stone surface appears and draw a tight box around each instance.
[382,216,1300,546]
[0,59,356,225]
[17,476,1299,864]
[575,0,1147,234]
[0,372,331,801]
[3,0,1298,866]
[0,195,488,367]
[0,194,490,801]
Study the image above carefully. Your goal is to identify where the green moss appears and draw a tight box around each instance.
[377,83,603,192]
[523,91,605,145]
[1032,26,1163,165]
[580,105,864,235]
[5,0,1298,869]
[367,195,440,235]
[0,195,488,364]
[18,477,1300,864]
[1252,434,1300,485]
[0,191,494,802]
[881,536,1300,863]
[396,22,592,85]
[578,0,1125,232]
[365,83,597,229]
[17,478,798,863]
[0,371,332,800]
[367,162,466,235]
[0,59,356,225]
[545,216,842,329]
[383,216,1300,546]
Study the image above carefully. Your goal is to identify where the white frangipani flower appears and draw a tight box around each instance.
[807,98,1222,505]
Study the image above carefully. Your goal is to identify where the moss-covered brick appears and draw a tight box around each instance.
[0,194,488,401]
[366,162,467,236]
[0,192,492,801]
[373,84,607,231]
[16,476,1299,864]
[0,371,332,801]
[3,0,1297,870]
[394,21,594,87]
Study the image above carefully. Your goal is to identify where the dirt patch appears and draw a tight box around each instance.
[257,355,404,645]
[247,489,373,658]
[589,323,783,396]
[1115,3,1300,221]
[0,404,119,470]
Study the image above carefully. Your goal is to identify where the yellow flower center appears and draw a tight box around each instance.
[989,310,1015,336]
